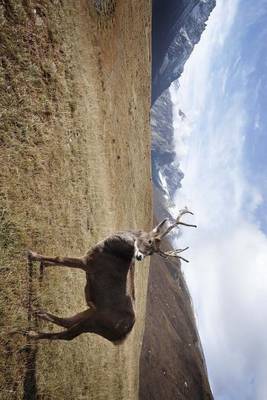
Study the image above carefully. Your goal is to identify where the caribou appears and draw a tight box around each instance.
[26,208,196,343]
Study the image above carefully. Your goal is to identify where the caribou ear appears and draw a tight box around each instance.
[152,219,168,237]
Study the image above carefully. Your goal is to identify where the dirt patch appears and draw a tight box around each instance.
[0,1,151,399]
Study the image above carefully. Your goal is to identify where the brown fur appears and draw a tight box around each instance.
[26,214,194,343]
[27,226,166,343]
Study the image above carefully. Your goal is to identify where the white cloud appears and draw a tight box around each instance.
[173,158,267,399]
[254,112,260,129]
[169,1,267,399]
[171,0,240,120]
[183,222,267,400]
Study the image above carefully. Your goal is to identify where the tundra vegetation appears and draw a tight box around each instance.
[0,1,151,399]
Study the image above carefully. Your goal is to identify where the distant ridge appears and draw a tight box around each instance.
[152,0,216,104]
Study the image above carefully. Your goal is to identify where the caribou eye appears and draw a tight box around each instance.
[148,239,152,244]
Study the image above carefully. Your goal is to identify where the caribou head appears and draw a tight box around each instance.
[134,207,197,263]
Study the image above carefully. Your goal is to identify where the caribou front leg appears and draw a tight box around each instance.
[27,251,86,270]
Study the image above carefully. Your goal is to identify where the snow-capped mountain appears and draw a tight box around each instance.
[152,0,216,104]
[140,4,217,399]
[151,0,216,210]
[151,89,184,201]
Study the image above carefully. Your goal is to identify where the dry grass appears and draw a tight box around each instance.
[0,0,151,399]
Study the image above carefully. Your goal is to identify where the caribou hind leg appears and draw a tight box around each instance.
[35,308,94,328]
[28,250,86,270]
[28,309,135,342]
[27,321,88,341]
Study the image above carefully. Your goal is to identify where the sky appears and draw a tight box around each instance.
[170,1,267,399]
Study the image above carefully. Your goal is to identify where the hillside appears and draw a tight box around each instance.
[0,1,151,399]
[140,1,215,397]
[139,189,213,399]
[139,242,213,400]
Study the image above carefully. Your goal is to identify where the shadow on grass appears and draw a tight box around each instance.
[23,259,42,400]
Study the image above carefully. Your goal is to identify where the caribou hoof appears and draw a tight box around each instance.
[26,330,40,339]
[27,250,39,261]
[27,250,34,260]
[34,310,49,320]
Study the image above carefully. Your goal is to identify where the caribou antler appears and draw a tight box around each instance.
[155,207,197,263]
[157,207,197,240]
[158,247,190,263]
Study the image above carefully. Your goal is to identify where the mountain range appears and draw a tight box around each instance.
[152,0,216,104]
[140,1,216,399]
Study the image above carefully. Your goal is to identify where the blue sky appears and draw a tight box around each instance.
[170,1,267,399]
[213,0,267,234]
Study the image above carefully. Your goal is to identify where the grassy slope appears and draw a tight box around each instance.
[140,189,213,399]
[140,240,213,399]
[0,1,151,399]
